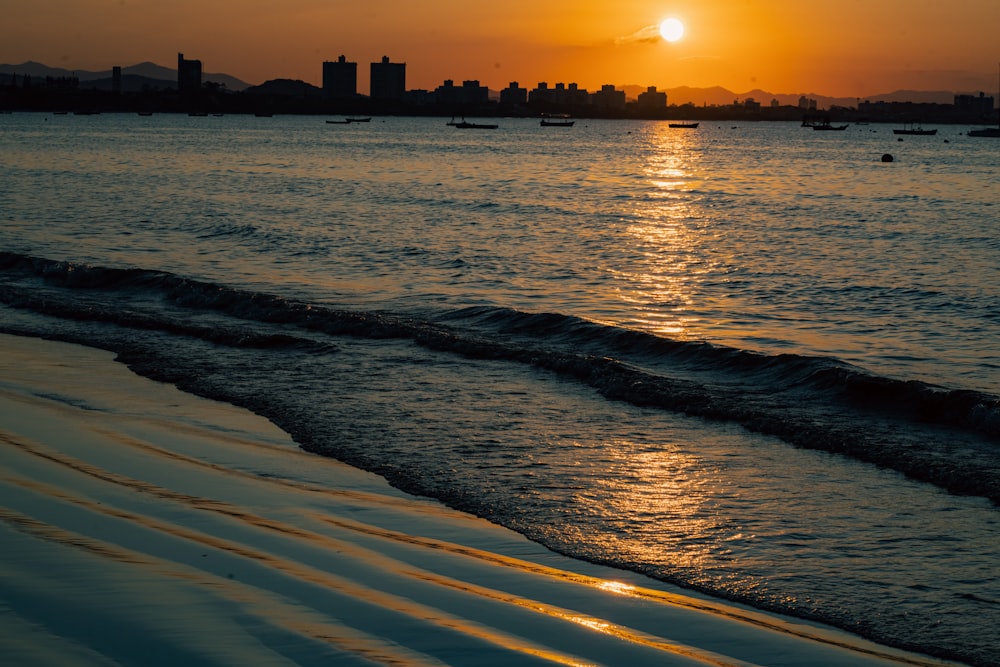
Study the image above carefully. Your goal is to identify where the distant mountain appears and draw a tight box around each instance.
[0,60,250,91]
[620,84,962,109]
[243,79,322,98]
[863,89,962,104]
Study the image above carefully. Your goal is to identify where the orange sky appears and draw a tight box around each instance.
[3,0,998,98]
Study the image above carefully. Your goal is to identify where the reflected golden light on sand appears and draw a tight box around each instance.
[612,123,716,339]
[594,580,637,596]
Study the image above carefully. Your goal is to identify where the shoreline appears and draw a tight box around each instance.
[0,332,966,666]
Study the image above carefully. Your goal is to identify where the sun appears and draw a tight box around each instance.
[659,18,684,42]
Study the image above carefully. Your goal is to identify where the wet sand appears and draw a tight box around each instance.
[0,333,964,666]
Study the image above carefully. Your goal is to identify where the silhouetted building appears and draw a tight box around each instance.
[500,81,527,107]
[592,84,626,110]
[637,86,666,110]
[112,66,121,95]
[954,92,995,116]
[370,56,405,101]
[529,82,552,105]
[178,53,202,94]
[322,55,357,98]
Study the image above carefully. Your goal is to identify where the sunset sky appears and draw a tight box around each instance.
[4,0,998,98]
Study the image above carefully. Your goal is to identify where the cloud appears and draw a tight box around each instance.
[614,24,662,46]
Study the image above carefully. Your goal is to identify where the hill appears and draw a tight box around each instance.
[0,60,250,92]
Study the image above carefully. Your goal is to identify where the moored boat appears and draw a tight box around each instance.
[668,122,699,128]
[454,120,498,129]
[893,122,937,135]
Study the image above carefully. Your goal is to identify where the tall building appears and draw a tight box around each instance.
[637,86,666,110]
[322,55,357,98]
[500,82,527,107]
[177,53,202,94]
[370,56,405,101]
[592,84,625,110]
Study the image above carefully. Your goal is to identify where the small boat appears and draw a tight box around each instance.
[541,114,574,127]
[346,117,371,123]
[188,112,208,117]
[448,115,499,128]
[802,115,847,130]
[326,119,351,124]
[668,122,699,128]
[137,111,153,116]
[810,120,848,131]
[893,122,937,135]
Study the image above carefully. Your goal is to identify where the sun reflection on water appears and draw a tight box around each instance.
[611,123,719,339]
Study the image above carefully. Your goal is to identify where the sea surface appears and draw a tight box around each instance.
[1,112,998,666]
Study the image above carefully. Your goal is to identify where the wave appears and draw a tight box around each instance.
[1,251,998,504]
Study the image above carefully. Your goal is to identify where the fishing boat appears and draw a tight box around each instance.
[968,125,1000,137]
[668,122,699,128]
[454,120,498,129]
[802,115,848,131]
[810,118,848,130]
[893,122,937,136]
[540,114,574,127]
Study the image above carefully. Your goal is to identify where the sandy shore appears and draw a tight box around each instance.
[0,333,964,667]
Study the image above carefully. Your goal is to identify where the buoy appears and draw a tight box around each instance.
[881,153,894,162]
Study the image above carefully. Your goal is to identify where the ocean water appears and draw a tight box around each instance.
[1,112,998,665]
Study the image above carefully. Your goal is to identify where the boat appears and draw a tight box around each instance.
[893,122,937,136]
[325,119,351,124]
[802,115,847,130]
[346,117,371,123]
[540,114,574,127]
[810,120,848,131]
[454,120,498,129]
[668,122,699,128]
[137,112,153,116]
[968,64,1000,137]
[968,126,1000,137]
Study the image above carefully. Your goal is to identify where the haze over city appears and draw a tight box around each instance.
[4,0,998,98]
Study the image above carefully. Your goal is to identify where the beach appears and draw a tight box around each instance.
[0,332,965,667]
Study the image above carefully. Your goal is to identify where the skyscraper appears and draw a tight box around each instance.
[322,55,357,98]
[177,53,202,94]
[370,56,405,101]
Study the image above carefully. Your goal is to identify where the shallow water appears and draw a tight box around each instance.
[1,113,998,665]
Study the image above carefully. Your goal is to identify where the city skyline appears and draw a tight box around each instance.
[3,1,998,100]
